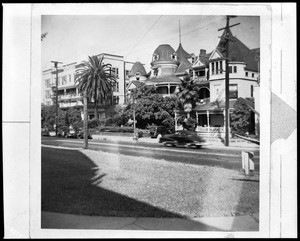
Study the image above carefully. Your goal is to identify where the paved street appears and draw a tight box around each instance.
[42,137,260,171]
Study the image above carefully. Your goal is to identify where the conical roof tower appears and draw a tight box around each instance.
[217,29,258,71]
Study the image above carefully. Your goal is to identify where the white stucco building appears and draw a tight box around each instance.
[42,53,133,119]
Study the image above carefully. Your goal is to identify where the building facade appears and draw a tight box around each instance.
[127,29,260,135]
[42,53,133,119]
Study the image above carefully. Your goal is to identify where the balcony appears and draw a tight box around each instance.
[57,83,77,90]
[193,76,208,82]
[196,97,210,105]
[58,94,83,102]
[59,101,83,108]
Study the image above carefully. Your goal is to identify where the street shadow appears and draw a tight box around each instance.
[42,146,225,231]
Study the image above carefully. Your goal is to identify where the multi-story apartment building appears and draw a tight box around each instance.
[42,53,133,119]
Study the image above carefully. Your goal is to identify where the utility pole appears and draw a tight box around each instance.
[83,91,88,149]
[51,61,63,136]
[218,16,240,146]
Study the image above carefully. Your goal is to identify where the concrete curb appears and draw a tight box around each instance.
[41,211,259,231]
[91,135,260,150]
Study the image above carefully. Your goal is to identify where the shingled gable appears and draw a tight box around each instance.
[217,29,259,71]
[127,79,144,90]
[192,51,211,69]
[209,48,225,61]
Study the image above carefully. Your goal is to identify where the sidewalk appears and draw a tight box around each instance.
[91,134,260,150]
[42,211,259,231]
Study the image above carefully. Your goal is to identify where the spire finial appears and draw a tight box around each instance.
[179,19,181,44]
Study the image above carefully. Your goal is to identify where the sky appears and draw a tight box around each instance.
[42,14,260,73]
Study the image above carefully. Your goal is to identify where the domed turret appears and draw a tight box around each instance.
[151,44,179,66]
[128,62,147,77]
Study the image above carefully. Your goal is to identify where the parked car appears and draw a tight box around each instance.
[149,126,169,138]
[159,130,205,149]
[41,128,50,136]
[77,129,93,139]
[65,129,78,138]
[57,129,67,138]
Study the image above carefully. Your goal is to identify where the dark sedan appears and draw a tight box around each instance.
[77,130,93,139]
[159,130,205,149]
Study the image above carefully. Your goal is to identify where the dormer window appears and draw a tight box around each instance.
[135,72,140,76]
[153,69,158,77]
[171,53,177,60]
[153,54,159,61]
[191,56,196,64]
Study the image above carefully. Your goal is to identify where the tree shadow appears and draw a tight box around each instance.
[42,147,226,231]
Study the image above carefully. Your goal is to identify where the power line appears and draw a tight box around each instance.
[128,18,220,56]
[124,15,163,60]
[161,15,221,38]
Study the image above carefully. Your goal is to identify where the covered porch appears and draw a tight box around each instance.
[194,100,236,137]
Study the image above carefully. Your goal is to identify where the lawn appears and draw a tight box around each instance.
[42,146,259,218]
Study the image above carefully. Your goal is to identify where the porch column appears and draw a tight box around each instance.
[206,110,210,134]
[196,112,199,131]
[168,84,170,95]
[174,111,178,132]
[76,87,78,96]
[223,109,227,138]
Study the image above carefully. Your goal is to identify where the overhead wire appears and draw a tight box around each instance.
[128,17,222,56]
[123,15,163,61]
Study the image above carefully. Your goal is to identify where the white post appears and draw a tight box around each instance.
[242,151,255,175]
[244,153,250,175]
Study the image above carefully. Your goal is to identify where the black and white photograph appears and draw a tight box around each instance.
[3,3,297,239]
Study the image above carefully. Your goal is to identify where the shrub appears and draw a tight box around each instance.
[88,118,100,129]
[96,126,134,133]
[178,117,197,131]
[230,98,252,136]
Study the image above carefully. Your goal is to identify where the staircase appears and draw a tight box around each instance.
[196,129,224,143]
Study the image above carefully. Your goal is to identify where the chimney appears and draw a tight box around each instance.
[200,49,206,56]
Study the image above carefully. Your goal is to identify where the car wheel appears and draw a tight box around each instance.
[163,142,171,147]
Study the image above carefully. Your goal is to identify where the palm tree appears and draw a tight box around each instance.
[177,73,200,118]
[75,55,116,119]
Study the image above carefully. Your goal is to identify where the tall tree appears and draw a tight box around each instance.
[176,73,200,118]
[125,83,180,129]
[41,105,67,131]
[75,55,116,119]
